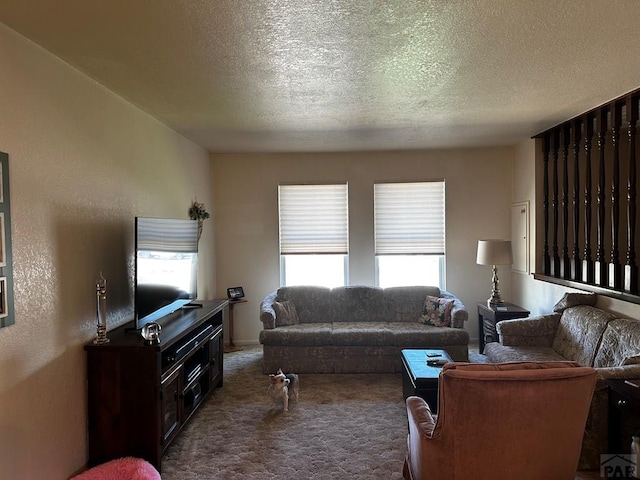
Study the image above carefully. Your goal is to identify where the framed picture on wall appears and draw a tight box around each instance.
[0,277,8,319]
[0,162,4,203]
[0,213,6,268]
[0,151,12,328]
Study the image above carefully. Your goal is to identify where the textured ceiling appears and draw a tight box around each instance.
[1,1,640,153]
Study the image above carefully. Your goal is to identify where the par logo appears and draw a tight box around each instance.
[600,454,636,478]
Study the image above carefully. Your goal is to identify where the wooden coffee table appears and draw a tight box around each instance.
[401,349,452,413]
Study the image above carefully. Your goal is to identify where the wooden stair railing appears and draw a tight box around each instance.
[535,88,640,303]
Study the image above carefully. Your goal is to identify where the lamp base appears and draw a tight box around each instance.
[487,294,505,305]
[487,264,505,305]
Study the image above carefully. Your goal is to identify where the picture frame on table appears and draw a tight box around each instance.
[227,286,245,300]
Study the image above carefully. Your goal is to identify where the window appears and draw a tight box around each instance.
[374,181,446,288]
[278,183,348,287]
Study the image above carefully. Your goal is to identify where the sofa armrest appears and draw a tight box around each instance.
[439,290,468,329]
[496,313,562,347]
[259,291,277,330]
[595,364,640,391]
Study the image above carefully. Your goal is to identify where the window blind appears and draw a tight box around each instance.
[374,181,445,255]
[137,217,199,252]
[279,183,348,254]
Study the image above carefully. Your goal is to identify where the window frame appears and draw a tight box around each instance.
[278,183,349,287]
[373,181,446,289]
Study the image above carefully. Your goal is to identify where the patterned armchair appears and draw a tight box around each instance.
[484,293,640,469]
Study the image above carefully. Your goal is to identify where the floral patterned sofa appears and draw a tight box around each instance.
[484,292,640,470]
[259,285,469,374]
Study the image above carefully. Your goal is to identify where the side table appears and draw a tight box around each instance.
[224,299,247,353]
[477,302,530,353]
[607,378,640,454]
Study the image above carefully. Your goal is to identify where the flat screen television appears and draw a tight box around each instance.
[134,217,199,330]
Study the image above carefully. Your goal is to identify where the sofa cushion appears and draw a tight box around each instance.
[593,318,640,368]
[276,286,331,324]
[484,344,568,363]
[383,286,441,322]
[331,286,385,323]
[496,313,562,347]
[553,292,597,313]
[273,300,299,327]
[259,323,333,346]
[551,305,615,366]
[387,323,469,347]
[419,296,453,327]
[330,322,393,346]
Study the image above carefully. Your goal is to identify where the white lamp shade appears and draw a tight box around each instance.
[476,239,513,266]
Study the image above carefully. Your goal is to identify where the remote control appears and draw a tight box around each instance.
[427,359,448,366]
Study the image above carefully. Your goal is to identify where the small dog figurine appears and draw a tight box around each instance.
[267,368,299,412]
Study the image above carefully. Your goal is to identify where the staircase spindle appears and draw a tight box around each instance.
[626,96,639,293]
[561,125,571,278]
[543,133,551,275]
[552,129,561,277]
[583,114,594,284]
[595,109,608,286]
[572,118,582,280]
[609,103,622,289]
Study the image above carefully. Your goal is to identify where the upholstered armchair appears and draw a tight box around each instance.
[403,362,596,480]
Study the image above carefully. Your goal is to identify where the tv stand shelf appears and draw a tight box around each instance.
[84,299,228,471]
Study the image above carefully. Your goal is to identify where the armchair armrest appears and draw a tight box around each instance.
[440,290,468,329]
[406,396,437,437]
[405,396,439,480]
[496,313,562,347]
[595,364,640,391]
[259,291,277,330]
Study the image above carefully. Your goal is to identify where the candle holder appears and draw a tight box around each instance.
[93,272,110,344]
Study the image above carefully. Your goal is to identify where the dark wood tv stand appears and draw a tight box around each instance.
[84,299,228,471]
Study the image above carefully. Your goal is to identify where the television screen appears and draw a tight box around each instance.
[135,217,198,329]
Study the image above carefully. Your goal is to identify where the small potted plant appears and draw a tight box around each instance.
[188,200,210,241]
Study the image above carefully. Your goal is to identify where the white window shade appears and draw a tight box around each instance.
[279,184,348,254]
[374,181,445,255]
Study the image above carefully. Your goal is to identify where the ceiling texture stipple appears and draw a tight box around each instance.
[1,1,640,153]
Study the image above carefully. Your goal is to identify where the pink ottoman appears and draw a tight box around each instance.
[72,457,161,480]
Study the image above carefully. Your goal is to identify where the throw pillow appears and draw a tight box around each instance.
[274,300,299,327]
[419,296,454,327]
[552,292,597,312]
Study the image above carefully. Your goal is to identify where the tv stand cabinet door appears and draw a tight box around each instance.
[86,347,161,469]
[209,328,223,387]
[161,364,182,448]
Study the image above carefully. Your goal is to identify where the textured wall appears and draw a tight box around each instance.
[212,148,514,347]
[0,23,214,479]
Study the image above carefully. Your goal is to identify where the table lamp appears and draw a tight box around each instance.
[476,239,513,305]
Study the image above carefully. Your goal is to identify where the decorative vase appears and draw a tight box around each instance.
[93,272,109,344]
